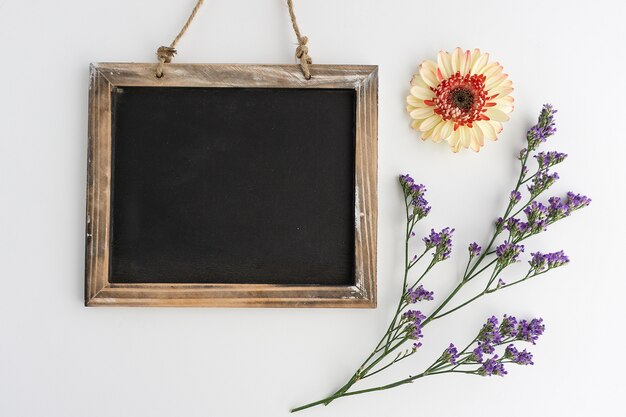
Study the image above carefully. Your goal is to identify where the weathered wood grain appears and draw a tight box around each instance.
[85,63,378,308]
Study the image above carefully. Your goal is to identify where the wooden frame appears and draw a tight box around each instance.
[85,63,378,307]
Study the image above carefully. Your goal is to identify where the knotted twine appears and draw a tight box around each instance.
[155,0,313,79]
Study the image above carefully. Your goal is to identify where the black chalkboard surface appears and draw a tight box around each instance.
[109,86,356,285]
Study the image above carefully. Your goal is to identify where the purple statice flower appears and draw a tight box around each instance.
[495,241,525,268]
[440,343,459,364]
[468,242,482,257]
[478,316,503,345]
[477,341,495,354]
[547,193,592,221]
[469,346,484,363]
[524,201,549,233]
[518,148,528,161]
[399,174,415,188]
[504,344,534,365]
[496,278,506,288]
[412,342,423,351]
[529,251,569,272]
[535,151,567,170]
[399,174,431,220]
[565,192,592,212]
[510,190,522,204]
[526,104,557,151]
[495,217,505,232]
[516,318,545,344]
[499,315,518,338]
[402,310,427,340]
[406,285,434,303]
[423,227,454,261]
[527,170,560,196]
[478,355,507,376]
[547,196,568,219]
[504,217,528,239]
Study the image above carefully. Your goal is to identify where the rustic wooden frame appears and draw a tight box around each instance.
[85,63,378,307]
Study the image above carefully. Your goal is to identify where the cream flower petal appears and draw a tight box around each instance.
[440,120,454,140]
[448,129,461,148]
[410,74,430,88]
[475,120,497,140]
[410,107,434,119]
[477,62,499,76]
[489,81,514,98]
[407,95,428,108]
[485,73,508,91]
[485,108,510,122]
[410,85,435,100]
[431,121,445,143]
[469,49,482,69]
[471,52,490,74]
[451,47,462,73]
[473,125,485,146]
[460,49,472,75]
[420,114,441,131]
[482,63,503,79]
[437,51,453,79]
[459,126,471,148]
[419,61,439,88]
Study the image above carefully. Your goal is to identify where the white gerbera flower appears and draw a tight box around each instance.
[407,48,514,152]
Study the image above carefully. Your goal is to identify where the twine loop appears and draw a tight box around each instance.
[156,46,177,78]
[295,36,313,79]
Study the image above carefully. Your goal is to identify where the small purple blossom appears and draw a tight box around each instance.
[527,170,560,196]
[504,344,534,365]
[441,343,459,364]
[478,355,507,376]
[535,151,567,170]
[527,104,557,151]
[399,174,431,220]
[496,278,506,288]
[530,251,570,272]
[402,310,427,340]
[470,346,484,363]
[547,193,591,220]
[510,190,522,204]
[407,285,434,303]
[524,201,549,232]
[477,341,495,354]
[500,315,518,338]
[423,227,455,261]
[495,241,525,268]
[504,217,528,238]
[468,242,482,257]
[565,192,592,211]
[516,318,545,344]
[478,316,503,345]
[412,342,423,351]
[518,148,528,161]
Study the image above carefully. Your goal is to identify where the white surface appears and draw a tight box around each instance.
[1,0,624,416]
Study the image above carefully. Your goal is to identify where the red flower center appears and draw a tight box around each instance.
[425,72,491,129]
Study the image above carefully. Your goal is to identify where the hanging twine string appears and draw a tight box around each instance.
[155,0,313,79]
[155,0,206,78]
[287,0,313,79]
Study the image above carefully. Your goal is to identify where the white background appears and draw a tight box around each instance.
[1,0,624,416]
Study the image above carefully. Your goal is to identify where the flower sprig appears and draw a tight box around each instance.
[291,105,590,413]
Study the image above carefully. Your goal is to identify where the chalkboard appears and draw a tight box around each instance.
[110,86,355,285]
[85,63,377,307]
